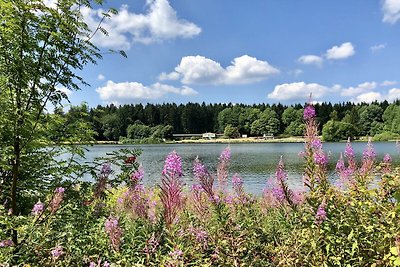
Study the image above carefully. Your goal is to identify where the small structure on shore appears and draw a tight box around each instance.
[263,134,274,139]
[202,132,216,139]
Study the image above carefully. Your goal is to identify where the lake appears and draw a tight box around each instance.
[81,142,399,195]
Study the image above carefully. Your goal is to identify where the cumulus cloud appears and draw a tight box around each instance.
[387,88,400,101]
[382,0,400,23]
[370,44,386,52]
[267,82,331,101]
[56,86,73,97]
[297,55,323,67]
[352,88,400,103]
[82,0,201,49]
[297,42,355,67]
[97,74,105,81]
[96,80,198,103]
[325,42,355,60]
[381,80,397,86]
[340,81,377,97]
[161,55,279,85]
[268,80,400,103]
[158,71,181,81]
[354,92,383,103]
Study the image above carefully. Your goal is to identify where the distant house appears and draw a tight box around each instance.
[202,132,216,139]
[242,134,248,138]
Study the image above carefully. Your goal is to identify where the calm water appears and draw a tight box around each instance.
[80,142,399,195]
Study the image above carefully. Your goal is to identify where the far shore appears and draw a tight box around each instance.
[67,136,399,145]
[169,136,306,144]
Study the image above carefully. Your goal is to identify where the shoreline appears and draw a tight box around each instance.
[70,136,399,145]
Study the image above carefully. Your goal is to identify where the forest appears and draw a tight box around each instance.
[59,100,400,142]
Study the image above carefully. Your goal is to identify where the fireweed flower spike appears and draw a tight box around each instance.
[50,187,65,214]
[217,146,231,191]
[104,216,123,251]
[335,153,351,188]
[360,137,376,177]
[315,200,327,225]
[131,166,144,187]
[344,137,357,174]
[264,156,296,208]
[159,151,184,226]
[94,163,112,199]
[32,201,44,216]
[382,153,392,174]
[193,157,214,199]
[302,102,328,191]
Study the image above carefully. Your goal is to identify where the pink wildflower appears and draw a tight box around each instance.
[360,138,376,176]
[50,187,65,213]
[219,146,231,162]
[104,216,123,251]
[0,240,13,248]
[193,157,215,200]
[315,201,327,224]
[382,153,392,174]
[51,245,64,260]
[217,147,231,191]
[101,162,112,175]
[131,167,144,186]
[162,151,183,178]
[169,249,183,260]
[32,201,44,216]
[143,233,159,254]
[160,151,184,226]
[303,105,316,120]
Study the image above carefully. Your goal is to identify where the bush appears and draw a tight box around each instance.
[224,124,240,139]
[373,131,399,141]
[322,120,357,141]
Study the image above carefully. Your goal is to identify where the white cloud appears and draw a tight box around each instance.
[56,86,73,97]
[354,92,382,103]
[158,71,180,81]
[325,42,355,60]
[382,0,400,24]
[161,55,279,85]
[297,55,323,67]
[97,74,105,81]
[267,82,331,101]
[370,44,386,52]
[96,80,198,103]
[353,88,400,103]
[82,0,201,49]
[381,80,397,86]
[387,88,400,101]
[340,81,377,97]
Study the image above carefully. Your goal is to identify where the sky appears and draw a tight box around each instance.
[60,0,400,107]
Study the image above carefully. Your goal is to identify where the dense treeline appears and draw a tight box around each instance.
[58,100,400,142]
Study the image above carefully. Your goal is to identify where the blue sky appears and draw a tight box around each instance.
[62,0,400,107]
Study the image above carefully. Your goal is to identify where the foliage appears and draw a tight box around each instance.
[0,0,122,251]
[322,120,357,141]
[59,100,400,141]
[373,131,400,141]
[223,124,240,139]
[127,123,152,140]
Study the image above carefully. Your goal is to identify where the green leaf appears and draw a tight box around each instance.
[391,247,399,256]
